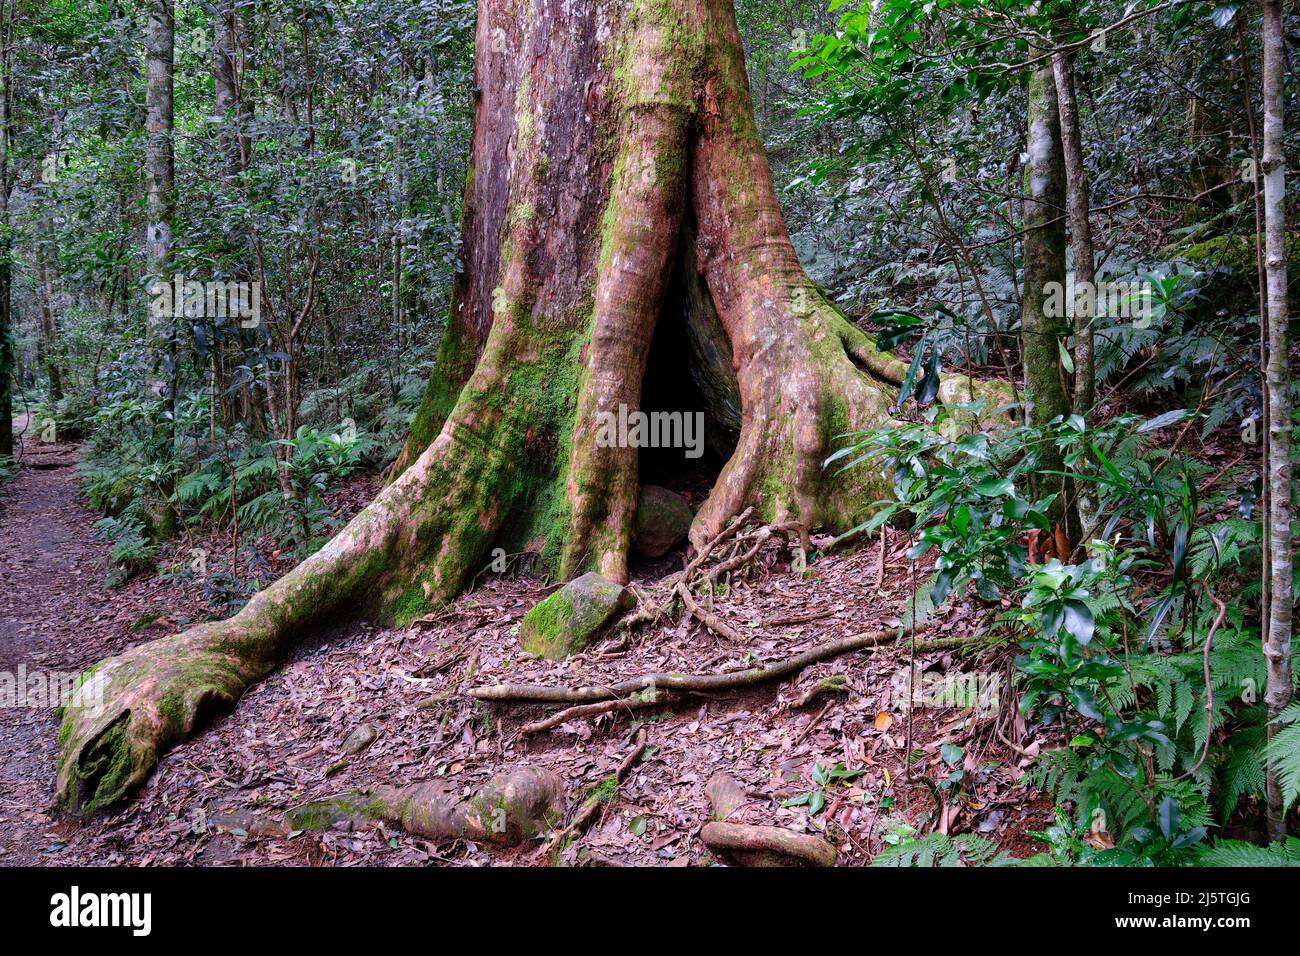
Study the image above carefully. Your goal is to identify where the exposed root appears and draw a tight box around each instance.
[793,674,852,709]
[471,630,983,704]
[520,687,671,736]
[621,509,803,642]
[700,822,837,867]
[538,730,648,861]
[56,627,275,814]
[288,767,565,847]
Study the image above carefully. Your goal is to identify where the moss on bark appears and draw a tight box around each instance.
[54,0,1015,814]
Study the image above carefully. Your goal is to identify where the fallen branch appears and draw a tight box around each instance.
[471,630,984,703]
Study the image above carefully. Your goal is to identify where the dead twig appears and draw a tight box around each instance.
[675,581,745,642]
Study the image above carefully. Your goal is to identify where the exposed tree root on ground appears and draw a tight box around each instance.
[288,767,566,846]
[471,631,983,704]
[536,730,648,861]
[700,821,837,867]
[520,689,671,736]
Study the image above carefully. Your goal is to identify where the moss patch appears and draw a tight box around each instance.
[519,572,634,659]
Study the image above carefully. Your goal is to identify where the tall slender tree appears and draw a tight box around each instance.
[1052,48,1095,419]
[144,0,175,439]
[1259,0,1292,842]
[1021,49,1072,552]
[0,0,14,460]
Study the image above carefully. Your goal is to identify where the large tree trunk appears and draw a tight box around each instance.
[56,0,1004,813]
[1259,0,1292,843]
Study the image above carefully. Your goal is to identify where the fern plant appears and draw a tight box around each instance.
[871,832,1017,867]
[1194,837,1300,867]
[1263,701,1300,814]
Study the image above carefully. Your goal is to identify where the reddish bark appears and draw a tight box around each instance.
[57,0,1007,813]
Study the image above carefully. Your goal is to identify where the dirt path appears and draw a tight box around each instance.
[0,433,109,863]
[0,431,213,864]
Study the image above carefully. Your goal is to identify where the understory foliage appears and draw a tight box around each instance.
[6,0,470,588]
[834,392,1297,864]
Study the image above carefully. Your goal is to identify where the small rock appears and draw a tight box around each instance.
[519,572,634,659]
[341,723,380,755]
[633,486,693,559]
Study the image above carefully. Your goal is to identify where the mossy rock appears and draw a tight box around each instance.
[633,485,693,560]
[519,572,634,659]
[1176,232,1300,316]
[139,496,178,542]
[103,477,137,517]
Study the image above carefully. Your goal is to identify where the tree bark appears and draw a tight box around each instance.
[0,0,13,460]
[37,215,63,403]
[144,0,176,437]
[1260,0,1292,842]
[56,0,1006,813]
[1021,52,1072,543]
[1051,49,1095,419]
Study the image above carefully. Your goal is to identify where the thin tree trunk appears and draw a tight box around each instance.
[144,0,175,441]
[1052,49,1095,418]
[0,0,13,460]
[1021,51,1073,549]
[36,217,63,403]
[1260,0,1292,842]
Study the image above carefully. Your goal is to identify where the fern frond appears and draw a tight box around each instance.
[1194,837,1300,867]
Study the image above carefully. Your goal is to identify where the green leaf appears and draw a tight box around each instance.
[1137,409,1188,433]
[1210,5,1239,28]
[1057,339,1074,374]
[1064,686,1104,721]
[1063,600,1095,645]
[974,477,1015,498]
[1157,796,1180,842]
[898,336,927,405]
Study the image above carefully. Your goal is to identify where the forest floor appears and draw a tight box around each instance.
[0,431,1056,866]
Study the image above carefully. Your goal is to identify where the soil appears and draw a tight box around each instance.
[0,429,1056,867]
